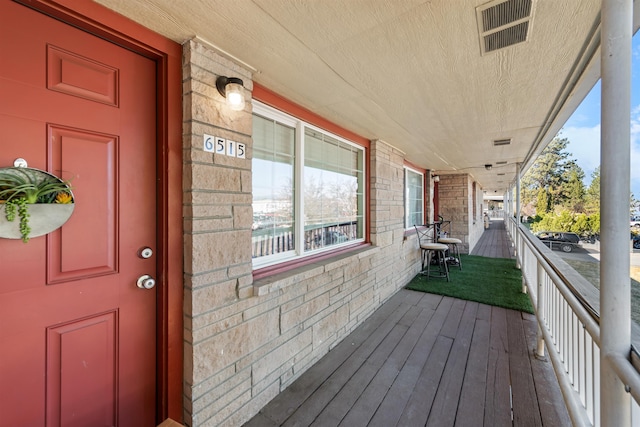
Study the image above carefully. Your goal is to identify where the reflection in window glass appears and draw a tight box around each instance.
[252,115,295,259]
[251,103,366,268]
[304,129,364,251]
[405,168,424,228]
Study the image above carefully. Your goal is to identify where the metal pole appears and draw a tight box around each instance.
[600,0,632,425]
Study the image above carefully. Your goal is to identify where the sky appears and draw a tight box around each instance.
[560,32,640,200]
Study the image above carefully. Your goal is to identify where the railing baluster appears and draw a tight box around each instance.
[579,322,586,407]
[594,345,600,427]
[572,314,579,391]
[585,331,594,424]
[507,218,640,426]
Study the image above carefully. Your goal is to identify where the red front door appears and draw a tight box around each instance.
[0,2,158,425]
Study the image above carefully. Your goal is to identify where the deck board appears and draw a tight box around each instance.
[246,218,569,427]
[522,312,572,426]
[397,335,453,426]
[455,316,490,427]
[507,309,543,427]
[280,305,412,427]
[426,301,479,426]
[366,306,439,427]
[256,292,411,426]
[471,218,514,258]
[484,306,513,427]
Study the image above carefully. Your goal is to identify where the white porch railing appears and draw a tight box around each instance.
[506,217,640,427]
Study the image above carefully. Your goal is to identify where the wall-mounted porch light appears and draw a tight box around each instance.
[484,164,492,170]
[216,76,245,111]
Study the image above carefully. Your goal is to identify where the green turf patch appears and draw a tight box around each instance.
[405,254,534,313]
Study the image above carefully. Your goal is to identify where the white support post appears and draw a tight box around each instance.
[510,187,514,218]
[515,163,521,269]
[507,188,510,217]
[504,190,508,219]
[516,163,521,225]
[600,0,632,425]
[503,190,508,223]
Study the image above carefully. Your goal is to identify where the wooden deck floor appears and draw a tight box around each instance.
[245,219,570,427]
[470,218,515,259]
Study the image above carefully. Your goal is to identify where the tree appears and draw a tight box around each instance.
[581,166,637,216]
[535,187,550,214]
[562,163,586,212]
[631,192,639,216]
[584,166,600,214]
[521,136,583,214]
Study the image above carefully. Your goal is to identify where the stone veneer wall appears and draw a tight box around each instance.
[182,39,422,426]
[437,173,486,253]
[437,174,470,253]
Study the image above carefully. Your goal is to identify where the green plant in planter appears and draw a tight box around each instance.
[0,167,73,242]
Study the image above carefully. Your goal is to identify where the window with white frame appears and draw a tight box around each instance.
[252,102,365,268]
[404,166,424,228]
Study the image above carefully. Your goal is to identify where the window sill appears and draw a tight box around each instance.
[252,244,378,296]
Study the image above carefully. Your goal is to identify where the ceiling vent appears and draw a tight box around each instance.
[477,0,535,55]
[493,138,512,146]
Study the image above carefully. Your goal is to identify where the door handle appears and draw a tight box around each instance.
[136,274,156,290]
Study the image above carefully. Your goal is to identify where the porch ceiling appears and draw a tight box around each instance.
[94,0,605,195]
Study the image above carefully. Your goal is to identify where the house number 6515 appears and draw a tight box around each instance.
[203,134,245,159]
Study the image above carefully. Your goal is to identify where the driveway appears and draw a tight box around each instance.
[552,240,640,260]
[553,240,640,281]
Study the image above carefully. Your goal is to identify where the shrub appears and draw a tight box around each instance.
[530,211,600,235]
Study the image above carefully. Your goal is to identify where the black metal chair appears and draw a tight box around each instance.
[414,225,449,281]
[436,219,462,270]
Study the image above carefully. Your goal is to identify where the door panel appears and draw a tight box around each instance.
[46,312,118,427]
[0,2,157,426]
[48,125,119,282]
[47,44,120,107]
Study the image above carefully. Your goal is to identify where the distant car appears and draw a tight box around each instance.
[631,216,640,228]
[535,231,580,253]
[633,235,640,250]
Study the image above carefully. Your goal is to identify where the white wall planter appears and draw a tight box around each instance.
[0,165,75,241]
[0,203,75,239]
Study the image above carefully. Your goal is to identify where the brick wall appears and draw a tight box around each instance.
[182,40,422,426]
